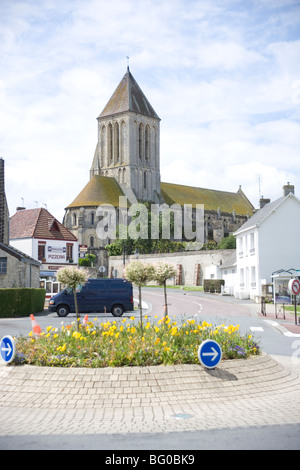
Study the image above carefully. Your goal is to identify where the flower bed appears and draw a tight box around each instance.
[14,316,260,368]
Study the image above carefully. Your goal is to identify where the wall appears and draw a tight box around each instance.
[109,249,236,286]
[0,247,40,288]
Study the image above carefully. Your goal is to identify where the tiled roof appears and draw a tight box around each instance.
[161,182,254,215]
[99,69,160,120]
[65,175,125,209]
[9,208,77,241]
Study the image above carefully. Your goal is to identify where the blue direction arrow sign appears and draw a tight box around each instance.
[198,339,222,369]
[0,336,16,364]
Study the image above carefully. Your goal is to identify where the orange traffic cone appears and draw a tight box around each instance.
[30,314,42,335]
[82,314,88,326]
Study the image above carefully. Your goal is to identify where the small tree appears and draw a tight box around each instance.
[152,262,177,317]
[57,266,88,329]
[124,261,155,334]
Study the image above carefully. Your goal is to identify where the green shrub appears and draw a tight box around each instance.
[203,279,225,293]
[0,288,46,318]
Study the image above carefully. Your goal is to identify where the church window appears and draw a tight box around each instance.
[114,122,120,162]
[91,212,95,225]
[145,125,150,161]
[139,123,144,159]
[144,171,147,189]
[90,236,94,248]
[123,167,126,184]
[73,213,77,226]
[121,121,126,162]
[207,222,214,241]
[108,123,113,162]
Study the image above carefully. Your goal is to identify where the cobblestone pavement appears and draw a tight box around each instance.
[1,353,300,436]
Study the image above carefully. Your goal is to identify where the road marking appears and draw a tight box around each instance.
[133,298,148,309]
[250,327,264,332]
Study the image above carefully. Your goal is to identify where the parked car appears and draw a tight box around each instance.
[48,278,134,317]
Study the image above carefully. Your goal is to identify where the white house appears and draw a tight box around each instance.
[9,208,79,276]
[234,187,300,300]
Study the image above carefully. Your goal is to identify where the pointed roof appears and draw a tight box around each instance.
[99,68,160,120]
[234,192,300,235]
[10,208,77,241]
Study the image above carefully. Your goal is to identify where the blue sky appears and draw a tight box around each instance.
[1,0,300,222]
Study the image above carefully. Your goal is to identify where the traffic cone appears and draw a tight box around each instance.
[82,314,88,326]
[30,314,42,335]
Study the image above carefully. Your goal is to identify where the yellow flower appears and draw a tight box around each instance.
[120,325,124,332]
[92,330,96,335]
[61,344,66,352]
[46,326,52,332]
[28,331,33,337]
[154,326,159,333]
[115,332,120,339]
[154,338,160,345]
[130,327,136,334]
[130,316,135,320]
[45,333,50,338]
[248,334,252,339]
[164,346,170,352]
[145,322,150,330]
[53,334,58,339]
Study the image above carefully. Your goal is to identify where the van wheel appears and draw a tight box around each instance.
[111,305,124,317]
[56,305,70,317]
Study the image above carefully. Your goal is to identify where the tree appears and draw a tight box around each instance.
[57,266,88,329]
[152,262,177,317]
[124,260,155,334]
[218,235,236,249]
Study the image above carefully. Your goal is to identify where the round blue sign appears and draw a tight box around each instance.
[0,336,16,364]
[198,339,222,369]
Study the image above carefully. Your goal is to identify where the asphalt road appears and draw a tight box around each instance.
[1,288,300,450]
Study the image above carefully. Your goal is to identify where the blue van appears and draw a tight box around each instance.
[48,278,134,317]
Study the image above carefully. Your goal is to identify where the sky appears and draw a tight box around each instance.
[1,0,300,223]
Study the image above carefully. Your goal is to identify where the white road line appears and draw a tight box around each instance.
[250,327,264,332]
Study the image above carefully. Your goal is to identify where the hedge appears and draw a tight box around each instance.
[203,279,225,294]
[0,288,46,318]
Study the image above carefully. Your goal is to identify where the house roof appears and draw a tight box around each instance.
[65,175,126,209]
[98,68,160,120]
[161,182,254,214]
[0,242,40,266]
[10,208,77,241]
[234,192,300,235]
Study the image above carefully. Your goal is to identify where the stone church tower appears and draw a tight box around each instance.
[90,67,161,204]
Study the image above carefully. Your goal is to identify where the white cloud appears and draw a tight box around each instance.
[0,0,299,223]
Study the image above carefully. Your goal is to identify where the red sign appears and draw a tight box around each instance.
[288,278,300,295]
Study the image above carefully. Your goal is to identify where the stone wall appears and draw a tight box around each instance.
[0,247,40,288]
[109,249,236,286]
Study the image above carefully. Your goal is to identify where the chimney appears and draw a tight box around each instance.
[283,182,295,197]
[259,197,270,209]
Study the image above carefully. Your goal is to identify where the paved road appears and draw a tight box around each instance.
[1,288,300,450]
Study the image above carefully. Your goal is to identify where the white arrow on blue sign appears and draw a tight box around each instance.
[0,335,16,364]
[198,339,222,369]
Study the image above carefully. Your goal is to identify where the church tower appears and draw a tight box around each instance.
[90,67,161,203]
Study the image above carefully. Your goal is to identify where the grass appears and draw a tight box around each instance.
[13,315,260,368]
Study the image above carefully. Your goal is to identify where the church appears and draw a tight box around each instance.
[63,67,254,266]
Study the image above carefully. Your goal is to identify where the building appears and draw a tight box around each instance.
[9,208,78,281]
[0,158,40,288]
[234,184,300,300]
[0,242,40,288]
[63,68,254,269]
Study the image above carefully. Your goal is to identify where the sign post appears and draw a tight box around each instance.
[0,336,16,364]
[198,339,222,369]
[288,279,300,325]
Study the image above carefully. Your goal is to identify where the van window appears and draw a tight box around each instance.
[110,282,127,291]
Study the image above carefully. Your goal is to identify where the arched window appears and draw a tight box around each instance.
[91,212,95,226]
[145,125,150,161]
[139,123,144,159]
[144,171,147,189]
[90,236,94,248]
[114,122,119,162]
[108,123,113,163]
[73,213,77,226]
